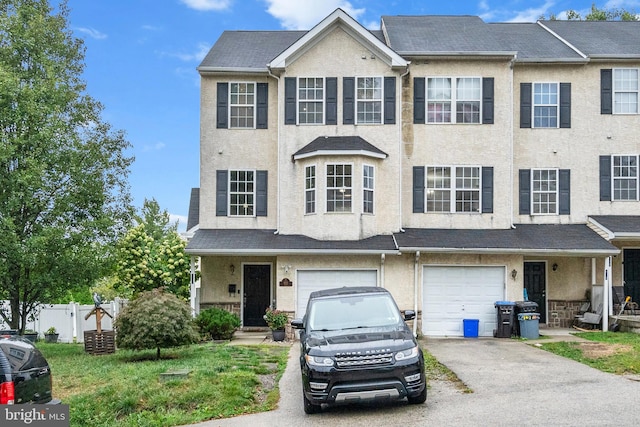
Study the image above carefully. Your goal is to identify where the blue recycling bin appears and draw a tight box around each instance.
[463,319,479,338]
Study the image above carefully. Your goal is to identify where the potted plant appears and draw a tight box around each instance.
[44,327,59,343]
[264,307,289,341]
[21,329,38,343]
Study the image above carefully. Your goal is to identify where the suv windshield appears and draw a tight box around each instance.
[308,294,402,331]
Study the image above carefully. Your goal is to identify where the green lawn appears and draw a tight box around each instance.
[538,331,640,375]
[38,342,289,427]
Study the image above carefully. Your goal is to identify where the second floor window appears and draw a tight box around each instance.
[326,164,352,212]
[229,170,254,216]
[532,169,558,214]
[298,78,324,124]
[613,68,639,114]
[356,77,382,124]
[305,165,316,214]
[427,77,481,124]
[363,165,374,214]
[230,82,255,128]
[426,166,480,213]
[533,83,558,128]
[613,155,638,200]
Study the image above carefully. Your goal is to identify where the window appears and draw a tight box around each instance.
[426,166,480,213]
[533,83,558,128]
[298,78,324,124]
[230,83,255,128]
[613,155,638,200]
[427,77,481,124]
[356,77,382,124]
[363,165,374,214]
[326,164,352,212]
[305,165,316,214]
[613,69,639,114]
[532,169,557,214]
[229,170,254,216]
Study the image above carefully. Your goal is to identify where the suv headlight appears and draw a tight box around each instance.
[305,355,334,367]
[395,345,420,361]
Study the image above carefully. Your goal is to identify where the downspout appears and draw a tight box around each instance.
[413,251,420,337]
[380,254,385,289]
[509,55,516,229]
[603,257,611,332]
[398,65,410,233]
[268,67,281,234]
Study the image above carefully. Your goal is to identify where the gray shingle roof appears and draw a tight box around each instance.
[542,21,640,57]
[490,23,585,60]
[185,229,398,255]
[292,136,388,160]
[186,188,200,231]
[394,225,618,255]
[589,216,640,234]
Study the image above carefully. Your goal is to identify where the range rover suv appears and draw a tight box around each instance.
[291,287,426,414]
[0,336,59,404]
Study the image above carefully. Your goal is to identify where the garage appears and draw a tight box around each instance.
[422,266,505,337]
[296,270,378,317]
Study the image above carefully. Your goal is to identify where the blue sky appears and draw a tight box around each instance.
[63,0,638,231]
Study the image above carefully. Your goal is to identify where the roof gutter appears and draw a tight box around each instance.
[396,247,620,257]
[268,66,281,235]
[185,248,401,256]
[197,66,270,75]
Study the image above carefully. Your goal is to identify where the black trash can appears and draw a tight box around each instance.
[493,301,516,338]
[514,301,538,336]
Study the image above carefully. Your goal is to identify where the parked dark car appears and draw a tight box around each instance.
[291,286,426,414]
[0,336,59,404]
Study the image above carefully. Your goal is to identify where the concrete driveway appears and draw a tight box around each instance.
[189,334,640,427]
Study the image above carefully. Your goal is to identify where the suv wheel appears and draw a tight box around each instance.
[302,391,320,414]
[407,386,427,404]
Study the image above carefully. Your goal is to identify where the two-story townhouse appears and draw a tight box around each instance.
[186,9,639,337]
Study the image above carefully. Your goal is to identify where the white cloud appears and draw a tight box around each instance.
[179,0,232,11]
[264,0,365,30]
[75,27,107,40]
[506,0,556,22]
[141,142,166,152]
[168,43,211,62]
[170,213,188,231]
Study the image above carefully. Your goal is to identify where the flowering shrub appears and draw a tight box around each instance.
[264,307,289,330]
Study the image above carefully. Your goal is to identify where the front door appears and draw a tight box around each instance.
[623,249,640,307]
[524,262,546,322]
[243,264,271,327]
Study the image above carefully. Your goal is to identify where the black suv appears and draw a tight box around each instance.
[291,286,426,414]
[0,336,59,404]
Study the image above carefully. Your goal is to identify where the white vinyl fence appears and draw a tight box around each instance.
[0,299,127,343]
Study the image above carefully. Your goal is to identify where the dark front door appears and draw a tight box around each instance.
[524,262,546,322]
[623,249,640,307]
[243,264,271,327]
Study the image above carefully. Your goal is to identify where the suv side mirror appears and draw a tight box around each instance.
[404,310,416,321]
[291,319,304,329]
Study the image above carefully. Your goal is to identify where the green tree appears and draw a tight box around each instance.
[116,199,191,299]
[0,0,133,332]
[115,288,199,360]
[542,3,638,21]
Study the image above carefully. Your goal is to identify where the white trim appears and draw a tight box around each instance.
[325,162,354,213]
[228,169,257,217]
[293,149,387,161]
[611,154,640,201]
[530,168,559,215]
[532,82,560,129]
[536,21,588,59]
[355,76,384,125]
[297,77,326,125]
[304,164,317,215]
[425,165,482,213]
[363,163,375,214]
[611,68,639,115]
[425,76,483,124]
[228,81,257,129]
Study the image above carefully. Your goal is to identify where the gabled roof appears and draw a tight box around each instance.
[541,20,640,59]
[269,8,407,70]
[292,136,388,161]
[589,216,640,240]
[186,188,200,232]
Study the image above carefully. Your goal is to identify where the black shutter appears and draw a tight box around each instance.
[284,77,296,125]
[559,169,570,215]
[559,83,571,128]
[216,170,228,216]
[481,167,493,213]
[482,78,494,124]
[600,156,612,201]
[601,69,613,115]
[256,83,268,129]
[256,170,268,217]
[519,169,531,215]
[413,77,425,124]
[326,77,337,125]
[216,83,228,129]
[343,77,355,124]
[384,76,396,124]
[520,83,532,128]
[413,166,425,213]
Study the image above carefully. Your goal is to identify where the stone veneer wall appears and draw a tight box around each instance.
[548,300,589,328]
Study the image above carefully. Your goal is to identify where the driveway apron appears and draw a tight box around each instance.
[188,338,640,427]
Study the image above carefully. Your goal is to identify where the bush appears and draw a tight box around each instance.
[195,308,240,340]
[115,288,199,359]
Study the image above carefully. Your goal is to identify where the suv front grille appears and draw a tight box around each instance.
[335,352,393,368]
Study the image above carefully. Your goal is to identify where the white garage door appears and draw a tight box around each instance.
[422,266,505,337]
[296,270,377,318]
